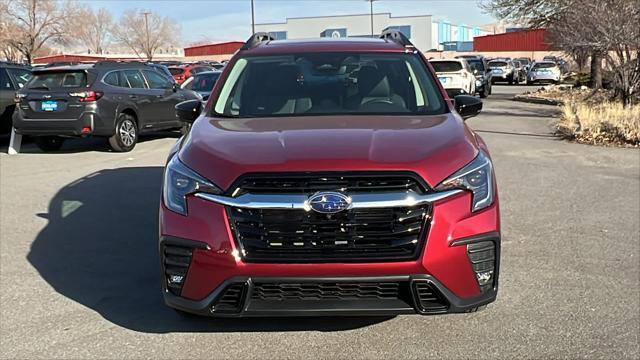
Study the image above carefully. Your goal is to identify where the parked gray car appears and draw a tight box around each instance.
[13,61,199,152]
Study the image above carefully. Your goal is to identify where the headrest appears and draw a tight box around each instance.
[357,65,390,98]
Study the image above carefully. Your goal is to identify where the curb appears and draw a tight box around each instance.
[512,97,562,106]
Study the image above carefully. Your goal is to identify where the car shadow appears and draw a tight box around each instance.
[26,167,392,333]
[0,132,182,154]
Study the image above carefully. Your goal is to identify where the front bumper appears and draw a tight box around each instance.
[160,186,501,316]
[528,73,560,83]
[163,272,499,317]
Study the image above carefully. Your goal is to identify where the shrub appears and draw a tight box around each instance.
[557,101,640,146]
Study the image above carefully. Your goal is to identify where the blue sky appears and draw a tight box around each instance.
[81,0,494,44]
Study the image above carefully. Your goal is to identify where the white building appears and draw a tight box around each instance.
[255,13,493,51]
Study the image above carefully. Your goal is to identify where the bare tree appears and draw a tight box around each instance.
[548,0,639,105]
[3,0,75,63]
[75,6,113,54]
[112,9,179,61]
[480,0,605,88]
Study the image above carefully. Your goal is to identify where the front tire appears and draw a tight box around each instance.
[34,136,65,152]
[479,86,488,98]
[109,113,138,152]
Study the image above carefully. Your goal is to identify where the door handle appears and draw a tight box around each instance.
[129,95,138,100]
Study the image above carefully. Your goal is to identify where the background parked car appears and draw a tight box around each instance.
[512,60,527,84]
[488,59,517,85]
[168,64,214,84]
[456,55,492,98]
[12,61,200,152]
[146,63,174,81]
[180,70,221,101]
[429,58,476,97]
[527,61,562,85]
[515,57,532,72]
[0,62,31,134]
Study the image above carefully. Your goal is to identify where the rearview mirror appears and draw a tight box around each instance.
[454,95,482,120]
[175,99,202,123]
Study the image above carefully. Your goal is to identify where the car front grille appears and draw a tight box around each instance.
[229,173,425,196]
[226,173,431,262]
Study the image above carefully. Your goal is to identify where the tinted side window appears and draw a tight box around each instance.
[190,67,204,74]
[104,71,119,86]
[6,68,31,88]
[124,70,146,89]
[0,69,13,90]
[142,70,171,89]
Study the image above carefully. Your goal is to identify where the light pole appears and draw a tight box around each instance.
[251,0,256,34]
[368,0,378,37]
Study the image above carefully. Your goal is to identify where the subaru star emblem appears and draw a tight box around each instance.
[306,192,351,214]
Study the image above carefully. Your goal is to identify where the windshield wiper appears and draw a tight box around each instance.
[29,85,49,90]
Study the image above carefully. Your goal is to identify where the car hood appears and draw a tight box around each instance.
[179,114,479,190]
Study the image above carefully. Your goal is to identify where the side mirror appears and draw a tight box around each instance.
[175,99,202,123]
[454,95,482,120]
[172,83,178,92]
[473,69,478,75]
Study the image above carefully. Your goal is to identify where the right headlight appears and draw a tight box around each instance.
[435,151,494,212]
[163,155,221,215]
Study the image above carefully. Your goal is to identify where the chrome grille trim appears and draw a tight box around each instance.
[195,189,463,210]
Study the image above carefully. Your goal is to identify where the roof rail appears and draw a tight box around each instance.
[379,29,415,48]
[94,60,148,67]
[240,32,275,50]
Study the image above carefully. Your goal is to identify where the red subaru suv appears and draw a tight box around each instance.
[161,31,500,317]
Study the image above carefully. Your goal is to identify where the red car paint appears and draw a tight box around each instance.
[168,64,213,84]
[160,37,500,316]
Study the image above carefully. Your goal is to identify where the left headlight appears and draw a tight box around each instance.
[435,151,494,212]
[163,155,221,215]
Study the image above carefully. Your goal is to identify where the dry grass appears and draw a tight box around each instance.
[557,102,640,146]
[517,86,612,105]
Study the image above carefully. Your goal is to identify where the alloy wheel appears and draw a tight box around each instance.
[119,119,136,147]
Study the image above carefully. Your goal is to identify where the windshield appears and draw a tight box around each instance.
[488,61,508,67]
[213,53,445,118]
[430,61,463,72]
[466,59,485,72]
[28,71,87,89]
[533,62,556,69]
[182,72,220,92]
[169,68,185,75]
[516,58,530,65]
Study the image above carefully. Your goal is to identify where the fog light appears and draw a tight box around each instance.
[466,240,496,292]
[476,271,493,286]
[169,275,184,284]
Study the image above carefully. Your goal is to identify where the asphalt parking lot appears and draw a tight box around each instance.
[1,85,638,359]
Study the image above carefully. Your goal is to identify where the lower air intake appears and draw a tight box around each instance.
[412,281,449,313]
[162,244,193,296]
[211,283,248,313]
[251,281,403,301]
[467,241,496,292]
